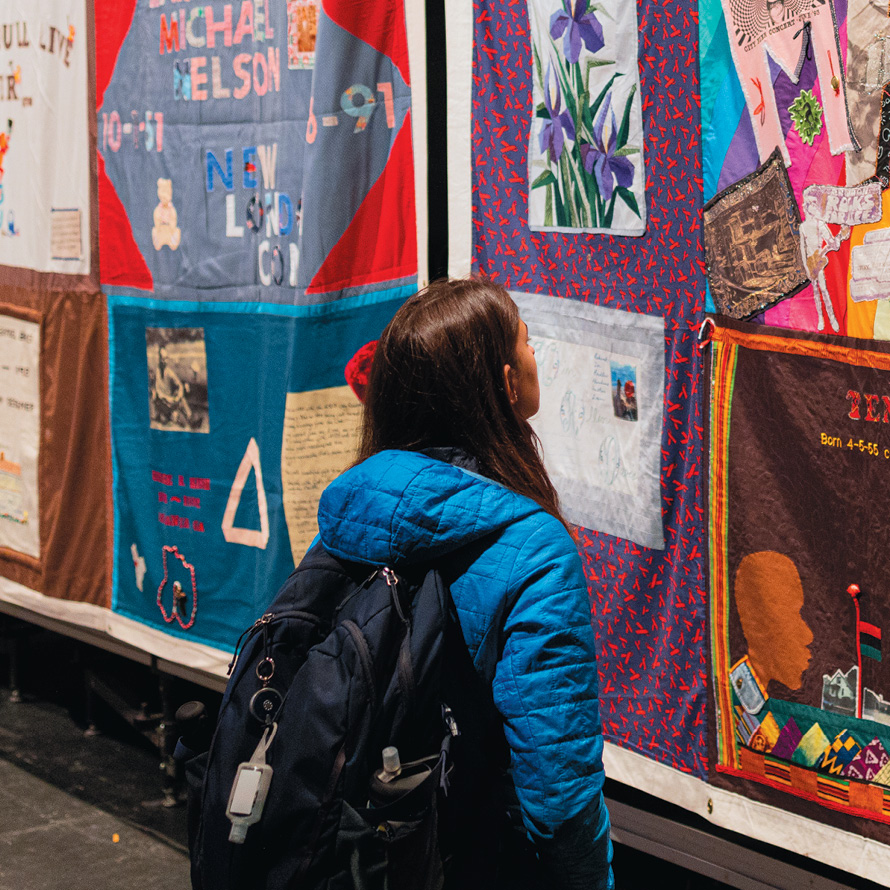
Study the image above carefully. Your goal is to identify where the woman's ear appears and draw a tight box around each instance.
[503,363,518,405]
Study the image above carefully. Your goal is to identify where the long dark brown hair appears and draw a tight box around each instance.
[358,278,565,524]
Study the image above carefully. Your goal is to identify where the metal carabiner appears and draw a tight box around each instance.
[698,316,715,346]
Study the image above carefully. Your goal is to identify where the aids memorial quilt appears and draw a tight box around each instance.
[708,318,890,844]
[466,0,890,880]
[0,0,419,664]
[98,0,419,659]
[468,0,709,783]
[107,295,403,657]
[699,0,890,337]
[0,2,110,609]
[0,0,93,282]
[96,0,416,306]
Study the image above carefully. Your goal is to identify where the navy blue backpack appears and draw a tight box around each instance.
[184,540,505,890]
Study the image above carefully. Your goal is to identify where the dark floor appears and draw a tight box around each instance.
[0,757,188,890]
[0,624,197,889]
[0,619,880,889]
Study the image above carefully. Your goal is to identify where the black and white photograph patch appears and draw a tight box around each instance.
[704,148,808,318]
[146,327,210,433]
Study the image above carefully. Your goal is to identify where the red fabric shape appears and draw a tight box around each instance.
[323,0,410,86]
[344,340,378,402]
[823,232,850,336]
[96,152,152,290]
[307,114,416,294]
[95,1,137,104]
[95,0,152,289]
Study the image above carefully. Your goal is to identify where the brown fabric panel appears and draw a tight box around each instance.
[707,315,890,843]
[725,343,890,710]
[0,288,111,607]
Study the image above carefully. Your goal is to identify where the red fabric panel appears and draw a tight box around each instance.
[94,0,152,289]
[307,114,416,293]
[824,229,851,337]
[96,151,152,289]
[820,162,850,336]
[323,0,410,85]
[95,0,137,104]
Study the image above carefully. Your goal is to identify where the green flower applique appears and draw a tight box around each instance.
[789,90,823,146]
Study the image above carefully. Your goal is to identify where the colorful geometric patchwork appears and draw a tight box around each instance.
[736,708,780,753]
[770,717,803,761]
[816,774,850,805]
[735,706,759,747]
[819,730,862,777]
[763,756,792,785]
[758,713,781,752]
[874,759,890,788]
[792,723,830,768]
[844,738,890,783]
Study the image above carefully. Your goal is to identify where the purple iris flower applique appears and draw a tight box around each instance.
[550,0,605,64]
[539,65,576,163]
[580,93,634,203]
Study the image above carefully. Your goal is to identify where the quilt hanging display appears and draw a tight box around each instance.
[100,0,419,656]
[471,0,708,778]
[0,2,109,608]
[708,317,890,840]
[0,287,114,609]
[109,295,404,653]
[0,0,92,279]
[96,0,416,305]
[524,0,646,235]
[699,0,885,337]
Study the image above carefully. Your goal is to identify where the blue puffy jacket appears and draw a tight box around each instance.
[318,448,613,888]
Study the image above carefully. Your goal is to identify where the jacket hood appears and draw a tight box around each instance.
[317,450,542,566]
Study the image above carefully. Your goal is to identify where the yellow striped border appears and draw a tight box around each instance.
[709,337,739,768]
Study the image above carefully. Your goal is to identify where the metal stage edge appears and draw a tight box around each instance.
[0,597,228,694]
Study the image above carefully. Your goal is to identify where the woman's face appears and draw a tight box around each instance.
[506,317,541,420]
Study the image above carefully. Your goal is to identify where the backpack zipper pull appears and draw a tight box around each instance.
[381,567,408,623]
[228,612,274,675]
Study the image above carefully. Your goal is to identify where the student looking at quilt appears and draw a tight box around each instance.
[317,278,615,888]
